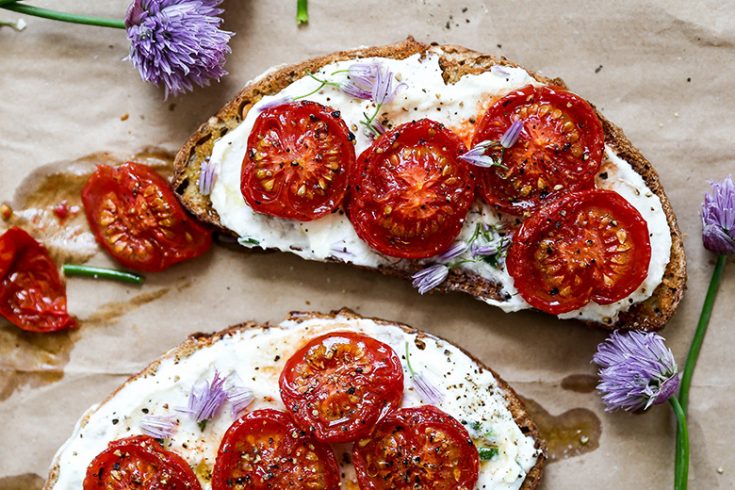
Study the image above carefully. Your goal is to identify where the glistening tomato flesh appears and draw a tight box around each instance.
[279,331,404,443]
[81,162,212,272]
[472,85,604,215]
[84,435,201,490]
[211,409,340,490]
[347,119,474,259]
[0,227,76,333]
[352,405,480,490]
[241,101,356,221]
[506,189,651,315]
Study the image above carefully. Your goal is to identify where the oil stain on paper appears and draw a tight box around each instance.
[0,473,44,490]
[522,397,602,463]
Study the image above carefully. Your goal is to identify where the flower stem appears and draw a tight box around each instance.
[296,0,308,25]
[679,254,727,413]
[63,264,145,285]
[669,397,689,490]
[0,3,126,29]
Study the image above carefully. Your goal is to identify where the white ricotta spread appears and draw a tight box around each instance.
[209,49,672,324]
[49,313,540,490]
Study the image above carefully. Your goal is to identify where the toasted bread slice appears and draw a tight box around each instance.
[172,37,686,331]
[45,308,545,489]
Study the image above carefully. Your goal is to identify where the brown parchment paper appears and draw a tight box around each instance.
[1,0,734,488]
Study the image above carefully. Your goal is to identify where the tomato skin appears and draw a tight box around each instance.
[241,101,356,221]
[507,189,651,315]
[81,162,212,272]
[472,85,604,215]
[353,405,480,490]
[279,331,404,443]
[0,227,76,333]
[347,119,474,259]
[84,435,202,490]
[212,409,340,490]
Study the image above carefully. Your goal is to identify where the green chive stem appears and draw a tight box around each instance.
[63,264,145,285]
[296,0,308,25]
[678,254,727,413]
[670,397,689,490]
[404,342,416,377]
[1,3,126,29]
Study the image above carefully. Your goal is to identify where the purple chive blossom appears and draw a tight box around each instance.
[459,140,502,168]
[341,62,406,105]
[471,241,502,257]
[411,264,449,295]
[341,63,377,100]
[437,241,468,262]
[405,342,443,405]
[411,373,444,405]
[701,176,735,255]
[500,120,524,149]
[491,65,511,78]
[593,331,680,412]
[140,414,179,439]
[125,0,234,98]
[258,95,293,112]
[227,386,254,417]
[198,158,217,196]
[180,370,228,423]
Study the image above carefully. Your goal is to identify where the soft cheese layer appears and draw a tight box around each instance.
[209,50,672,324]
[50,313,540,490]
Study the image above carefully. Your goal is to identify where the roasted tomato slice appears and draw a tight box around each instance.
[353,405,480,490]
[84,435,201,489]
[507,189,651,314]
[279,331,404,443]
[347,119,474,258]
[212,409,340,490]
[472,85,604,215]
[81,162,212,272]
[0,227,76,333]
[241,100,356,221]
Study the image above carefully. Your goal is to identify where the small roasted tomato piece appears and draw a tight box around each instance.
[353,405,480,490]
[212,409,340,490]
[507,189,651,314]
[279,331,404,443]
[0,227,76,333]
[82,162,212,272]
[241,101,356,221]
[347,119,474,259]
[472,85,604,215]
[84,435,201,489]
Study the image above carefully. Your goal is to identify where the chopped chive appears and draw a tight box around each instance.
[478,447,498,461]
[63,264,145,285]
[296,0,308,25]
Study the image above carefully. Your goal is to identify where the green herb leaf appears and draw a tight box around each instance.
[62,264,145,285]
[198,420,208,432]
[479,446,498,461]
[237,237,260,246]
[296,0,308,25]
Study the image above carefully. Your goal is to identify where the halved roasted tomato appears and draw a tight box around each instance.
[0,227,76,333]
[347,119,474,259]
[84,435,201,489]
[82,162,212,272]
[279,331,404,443]
[241,101,356,221]
[507,189,651,314]
[353,405,480,490]
[472,85,604,215]
[212,409,340,490]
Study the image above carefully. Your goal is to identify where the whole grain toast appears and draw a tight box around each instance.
[45,308,545,489]
[172,37,686,331]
